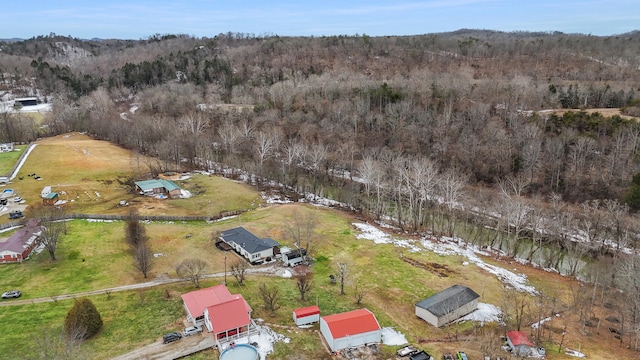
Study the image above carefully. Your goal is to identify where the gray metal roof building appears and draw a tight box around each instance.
[415,285,480,327]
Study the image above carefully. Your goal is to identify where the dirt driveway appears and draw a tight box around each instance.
[110,332,216,360]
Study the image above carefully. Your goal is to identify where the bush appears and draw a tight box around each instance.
[64,298,103,340]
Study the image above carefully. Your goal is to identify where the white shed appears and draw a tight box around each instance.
[293,305,320,326]
[320,308,381,352]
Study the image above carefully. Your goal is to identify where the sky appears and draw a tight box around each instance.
[1,0,638,40]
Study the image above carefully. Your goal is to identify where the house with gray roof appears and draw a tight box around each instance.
[135,179,182,198]
[415,285,480,327]
[219,227,280,264]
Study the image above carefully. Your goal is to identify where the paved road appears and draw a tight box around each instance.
[0,264,285,307]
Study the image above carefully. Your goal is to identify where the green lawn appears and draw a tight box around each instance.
[0,134,539,360]
[0,286,186,360]
[0,144,27,175]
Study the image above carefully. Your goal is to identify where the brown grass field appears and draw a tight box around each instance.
[0,133,638,360]
[4,132,262,220]
[550,107,640,121]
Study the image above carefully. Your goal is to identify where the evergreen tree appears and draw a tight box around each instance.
[624,173,640,212]
[64,298,103,340]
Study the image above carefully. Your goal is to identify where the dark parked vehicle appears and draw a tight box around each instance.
[2,290,21,299]
[443,354,456,360]
[8,211,24,219]
[0,198,7,206]
[162,332,182,344]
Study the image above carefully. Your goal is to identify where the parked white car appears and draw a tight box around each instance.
[183,325,202,336]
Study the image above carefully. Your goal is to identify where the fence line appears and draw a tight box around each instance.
[5,142,36,179]
[0,209,248,232]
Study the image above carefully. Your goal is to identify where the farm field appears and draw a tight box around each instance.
[0,134,636,360]
[0,132,262,221]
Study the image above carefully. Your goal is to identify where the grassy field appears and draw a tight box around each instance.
[0,144,27,175]
[1,133,262,221]
[0,133,634,360]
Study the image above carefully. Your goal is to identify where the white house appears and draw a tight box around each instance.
[181,284,251,327]
[293,305,320,326]
[320,308,382,352]
[219,227,280,264]
[415,285,480,328]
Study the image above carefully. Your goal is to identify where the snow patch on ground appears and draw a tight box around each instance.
[457,303,502,324]
[352,222,421,252]
[381,327,408,346]
[422,235,537,295]
[532,316,553,329]
[220,323,289,360]
[353,222,538,295]
[210,215,239,223]
[565,349,586,358]
[263,192,294,204]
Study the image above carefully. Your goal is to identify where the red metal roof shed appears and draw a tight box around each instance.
[294,305,320,318]
[506,330,534,346]
[322,308,381,338]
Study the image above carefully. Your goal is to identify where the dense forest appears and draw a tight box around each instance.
[2,30,640,277]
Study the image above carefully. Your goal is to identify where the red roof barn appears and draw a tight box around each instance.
[320,308,382,352]
[293,305,320,326]
[0,219,42,264]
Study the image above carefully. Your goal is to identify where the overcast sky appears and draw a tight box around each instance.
[2,0,638,39]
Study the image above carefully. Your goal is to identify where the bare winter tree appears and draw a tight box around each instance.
[501,287,532,331]
[358,156,385,218]
[133,242,153,278]
[307,142,329,194]
[258,283,280,317]
[218,121,242,155]
[38,220,65,261]
[125,209,153,278]
[616,254,640,350]
[286,210,316,261]
[31,327,86,360]
[295,267,313,301]
[337,262,348,295]
[125,209,148,249]
[176,258,208,288]
[437,169,467,236]
[229,258,248,285]
[253,128,282,175]
[353,282,367,305]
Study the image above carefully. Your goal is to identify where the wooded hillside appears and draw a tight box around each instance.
[2,29,640,253]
